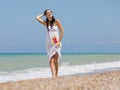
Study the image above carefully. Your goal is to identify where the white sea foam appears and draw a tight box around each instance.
[0,61,120,83]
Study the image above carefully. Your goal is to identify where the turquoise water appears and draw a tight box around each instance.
[0,53,47,71]
[0,53,120,83]
[0,53,120,71]
[62,53,120,65]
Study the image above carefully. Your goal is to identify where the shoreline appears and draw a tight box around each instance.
[0,70,120,90]
[69,66,120,76]
[1,66,120,84]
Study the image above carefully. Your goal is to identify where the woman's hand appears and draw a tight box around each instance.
[56,41,60,47]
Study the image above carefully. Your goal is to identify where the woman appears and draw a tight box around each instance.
[36,9,64,78]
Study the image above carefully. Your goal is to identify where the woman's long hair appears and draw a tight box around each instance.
[44,9,56,31]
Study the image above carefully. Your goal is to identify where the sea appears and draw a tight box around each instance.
[0,53,120,83]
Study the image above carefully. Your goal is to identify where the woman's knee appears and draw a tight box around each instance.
[54,59,58,63]
[54,52,58,59]
[49,57,54,64]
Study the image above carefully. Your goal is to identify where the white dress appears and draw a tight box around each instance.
[46,25,61,61]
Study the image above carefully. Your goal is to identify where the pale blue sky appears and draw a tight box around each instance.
[0,0,120,53]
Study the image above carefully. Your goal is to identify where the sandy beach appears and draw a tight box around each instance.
[0,70,120,90]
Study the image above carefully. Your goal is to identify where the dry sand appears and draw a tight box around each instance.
[0,70,120,90]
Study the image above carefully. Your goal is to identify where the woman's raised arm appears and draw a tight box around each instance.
[36,14,46,25]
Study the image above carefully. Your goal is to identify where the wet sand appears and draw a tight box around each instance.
[0,70,120,90]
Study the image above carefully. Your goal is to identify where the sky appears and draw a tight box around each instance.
[0,0,120,53]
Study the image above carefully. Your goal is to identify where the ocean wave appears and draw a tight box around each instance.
[0,61,120,83]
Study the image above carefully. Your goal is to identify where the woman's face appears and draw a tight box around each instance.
[45,10,53,19]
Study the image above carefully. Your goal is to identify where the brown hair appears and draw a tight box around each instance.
[44,9,56,31]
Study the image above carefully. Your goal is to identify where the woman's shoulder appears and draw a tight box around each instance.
[55,19,60,23]
[55,19,61,26]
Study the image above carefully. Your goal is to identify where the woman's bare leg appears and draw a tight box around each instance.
[54,52,59,78]
[49,56,56,78]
